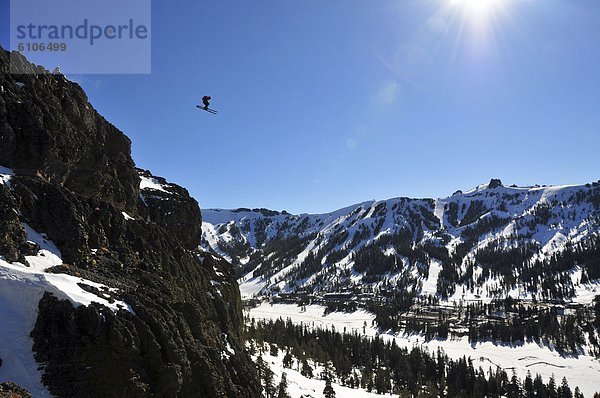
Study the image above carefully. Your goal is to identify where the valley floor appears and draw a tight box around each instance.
[246,302,600,397]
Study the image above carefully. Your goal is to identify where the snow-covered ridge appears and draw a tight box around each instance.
[202,179,600,301]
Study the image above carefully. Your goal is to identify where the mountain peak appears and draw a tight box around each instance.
[487,178,503,189]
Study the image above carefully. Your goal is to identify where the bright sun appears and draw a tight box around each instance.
[449,0,506,22]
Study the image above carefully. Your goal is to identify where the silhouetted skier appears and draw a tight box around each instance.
[202,95,211,110]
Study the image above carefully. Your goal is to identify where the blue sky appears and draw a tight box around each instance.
[2,0,600,214]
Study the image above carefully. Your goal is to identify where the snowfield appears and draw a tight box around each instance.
[247,302,600,397]
[239,271,269,299]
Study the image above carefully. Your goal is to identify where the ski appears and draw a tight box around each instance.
[196,105,218,114]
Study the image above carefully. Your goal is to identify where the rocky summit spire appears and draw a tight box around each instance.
[487,178,503,189]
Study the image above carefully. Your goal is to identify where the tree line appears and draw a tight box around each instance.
[245,318,597,397]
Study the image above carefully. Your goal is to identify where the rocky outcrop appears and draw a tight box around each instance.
[0,184,28,263]
[32,256,253,398]
[0,48,139,211]
[137,169,202,250]
[0,47,260,397]
[487,178,503,189]
[0,382,32,398]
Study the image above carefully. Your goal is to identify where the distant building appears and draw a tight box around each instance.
[323,292,354,302]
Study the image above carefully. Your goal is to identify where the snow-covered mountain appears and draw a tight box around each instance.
[202,179,600,303]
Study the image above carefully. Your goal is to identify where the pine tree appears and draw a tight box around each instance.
[300,358,313,378]
[256,355,277,398]
[277,372,291,398]
[558,377,573,398]
[523,371,534,398]
[374,368,391,394]
[282,351,293,369]
[256,356,266,382]
[248,340,257,356]
[506,370,521,398]
[548,375,558,398]
[533,374,547,397]
[361,366,372,390]
[321,361,333,381]
[323,376,336,398]
[574,387,584,398]
[263,365,276,398]
[270,343,279,357]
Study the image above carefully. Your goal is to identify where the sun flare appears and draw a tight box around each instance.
[449,0,506,22]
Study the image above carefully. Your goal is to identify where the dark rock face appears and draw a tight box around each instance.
[0,48,139,211]
[137,169,202,250]
[0,184,28,263]
[32,269,254,398]
[0,47,260,397]
[487,178,503,189]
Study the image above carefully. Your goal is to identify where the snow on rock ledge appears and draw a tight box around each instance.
[139,175,169,193]
[0,224,131,397]
[0,165,14,186]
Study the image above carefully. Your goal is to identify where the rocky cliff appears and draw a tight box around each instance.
[0,47,260,397]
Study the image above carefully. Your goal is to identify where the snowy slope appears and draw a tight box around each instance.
[202,179,600,302]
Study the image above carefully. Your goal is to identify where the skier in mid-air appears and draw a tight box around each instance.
[196,95,217,114]
[202,95,211,110]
